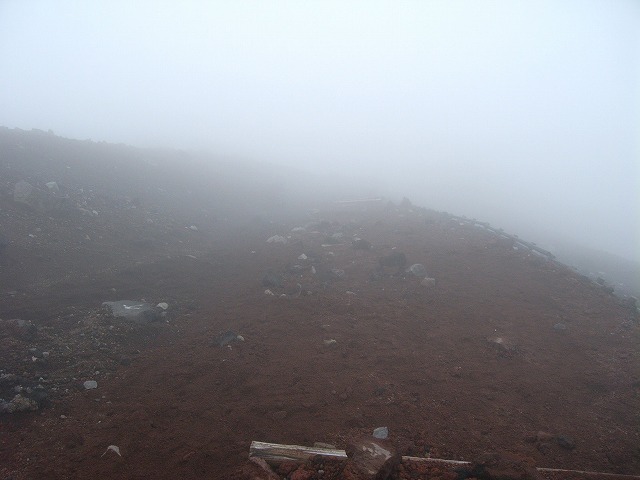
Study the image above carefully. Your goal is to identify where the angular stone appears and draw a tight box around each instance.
[345,436,400,480]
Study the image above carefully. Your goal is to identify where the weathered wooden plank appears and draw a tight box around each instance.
[250,442,640,479]
[249,441,347,465]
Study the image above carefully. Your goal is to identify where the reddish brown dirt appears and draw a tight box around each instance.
[0,131,639,479]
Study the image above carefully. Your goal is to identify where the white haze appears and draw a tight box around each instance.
[1,1,639,261]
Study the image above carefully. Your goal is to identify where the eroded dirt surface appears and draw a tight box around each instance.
[1,131,639,479]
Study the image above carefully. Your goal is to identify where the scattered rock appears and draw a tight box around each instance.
[406,263,427,277]
[266,235,287,244]
[102,300,161,323]
[373,426,389,439]
[488,336,518,356]
[1,318,38,340]
[101,445,122,457]
[83,380,98,390]
[553,322,567,332]
[1,394,39,413]
[345,436,400,480]
[298,253,308,260]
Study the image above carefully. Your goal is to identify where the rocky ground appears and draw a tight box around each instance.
[0,129,639,479]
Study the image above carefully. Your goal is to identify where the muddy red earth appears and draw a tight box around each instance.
[1,130,639,479]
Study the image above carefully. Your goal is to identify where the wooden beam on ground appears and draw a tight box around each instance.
[250,442,640,479]
[249,441,347,465]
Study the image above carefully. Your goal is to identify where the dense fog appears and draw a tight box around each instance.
[1,1,638,261]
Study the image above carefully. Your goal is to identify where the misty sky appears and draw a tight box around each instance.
[1,1,639,261]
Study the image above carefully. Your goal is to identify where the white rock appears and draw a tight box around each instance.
[188,225,198,231]
[266,235,287,244]
[101,445,121,457]
[323,339,337,346]
[156,302,169,310]
[264,289,274,296]
[83,380,98,390]
[407,264,428,277]
[298,253,308,260]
